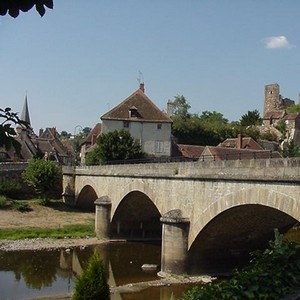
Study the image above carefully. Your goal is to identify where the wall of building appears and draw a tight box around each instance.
[102,119,171,157]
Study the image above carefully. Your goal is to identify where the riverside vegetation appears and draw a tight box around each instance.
[181,229,300,300]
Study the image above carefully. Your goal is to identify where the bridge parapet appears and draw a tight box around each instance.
[68,158,300,182]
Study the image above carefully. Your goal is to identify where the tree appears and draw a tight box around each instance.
[72,252,110,300]
[282,141,300,158]
[0,107,28,154]
[85,129,144,165]
[198,110,228,124]
[82,127,92,136]
[169,95,191,119]
[240,110,262,127]
[0,0,53,18]
[286,103,300,114]
[60,130,71,138]
[22,158,62,205]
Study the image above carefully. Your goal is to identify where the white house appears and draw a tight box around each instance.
[101,83,172,157]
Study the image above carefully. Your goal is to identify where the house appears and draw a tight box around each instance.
[1,98,72,164]
[200,146,281,161]
[217,134,264,150]
[262,83,300,146]
[172,143,205,161]
[100,83,173,157]
[80,123,102,164]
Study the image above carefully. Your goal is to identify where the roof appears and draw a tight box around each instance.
[173,144,205,158]
[264,111,286,120]
[218,137,263,150]
[20,96,31,125]
[283,113,300,121]
[201,146,281,161]
[81,123,102,146]
[101,87,172,123]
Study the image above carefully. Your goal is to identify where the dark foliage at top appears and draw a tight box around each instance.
[0,0,53,18]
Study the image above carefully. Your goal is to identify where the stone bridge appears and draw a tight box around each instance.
[62,158,300,275]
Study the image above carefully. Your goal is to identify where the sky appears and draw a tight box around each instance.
[1,1,300,134]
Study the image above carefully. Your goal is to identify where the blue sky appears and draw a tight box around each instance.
[1,1,299,134]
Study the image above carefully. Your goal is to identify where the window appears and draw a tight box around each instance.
[123,121,130,128]
[130,108,138,118]
[157,123,162,130]
[155,141,164,153]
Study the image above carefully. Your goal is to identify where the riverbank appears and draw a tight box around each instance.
[0,237,107,252]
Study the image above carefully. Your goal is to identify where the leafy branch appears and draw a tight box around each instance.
[0,0,53,18]
[0,107,28,153]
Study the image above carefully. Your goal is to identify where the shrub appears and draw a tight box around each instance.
[72,251,110,300]
[181,229,300,300]
[12,201,31,212]
[0,180,22,198]
[0,195,9,209]
[22,159,62,205]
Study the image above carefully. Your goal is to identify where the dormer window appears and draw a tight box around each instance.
[129,106,138,118]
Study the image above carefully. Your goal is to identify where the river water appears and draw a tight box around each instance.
[1,227,299,300]
[0,241,194,300]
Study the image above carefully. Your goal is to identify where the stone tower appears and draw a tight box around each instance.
[263,84,281,117]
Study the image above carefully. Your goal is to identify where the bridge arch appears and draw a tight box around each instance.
[110,190,162,240]
[76,185,98,211]
[189,186,299,248]
[188,203,297,274]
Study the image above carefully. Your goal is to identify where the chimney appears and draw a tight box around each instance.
[237,134,243,149]
[167,100,175,117]
[139,83,145,93]
[39,128,44,137]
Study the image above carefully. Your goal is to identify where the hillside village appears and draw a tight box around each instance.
[1,83,300,165]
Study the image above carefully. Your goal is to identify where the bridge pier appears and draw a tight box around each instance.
[159,209,190,276]
[95,196,111,239]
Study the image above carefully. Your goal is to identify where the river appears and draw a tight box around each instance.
[1,226,299,300]
[0,241,199,300]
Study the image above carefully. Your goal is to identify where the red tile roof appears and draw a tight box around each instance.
[218,137,263,150]
[173,144,205,159]
[201,146,281,161]
[81,123,102,146]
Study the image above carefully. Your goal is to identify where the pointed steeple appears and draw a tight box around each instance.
[20,95,31,126]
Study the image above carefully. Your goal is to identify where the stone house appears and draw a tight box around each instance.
[262,83,300,146]
[1,98,72,164]
[100,83,173,158]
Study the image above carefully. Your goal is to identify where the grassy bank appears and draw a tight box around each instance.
[0,224,95,240]
[0,197,96,240]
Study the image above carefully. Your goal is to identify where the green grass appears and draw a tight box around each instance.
[0,224,95,240]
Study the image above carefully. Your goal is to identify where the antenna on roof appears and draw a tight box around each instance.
[137,71,144,84]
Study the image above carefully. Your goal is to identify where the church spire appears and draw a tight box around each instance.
[20,95,31,126]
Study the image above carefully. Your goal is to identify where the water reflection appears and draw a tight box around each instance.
[0,242,163,299]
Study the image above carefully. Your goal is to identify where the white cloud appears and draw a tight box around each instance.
[263,36,295,49]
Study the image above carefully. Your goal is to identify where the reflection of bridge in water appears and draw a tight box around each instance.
[63,158,300,275]
[58,242,165,299]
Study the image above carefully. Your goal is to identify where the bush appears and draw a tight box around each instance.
[0,195,9,209]
[22,159,62,205]
[72,252,110,300]
[12,201,31,212]
[0,180,22,198]
[181,229,300,300]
